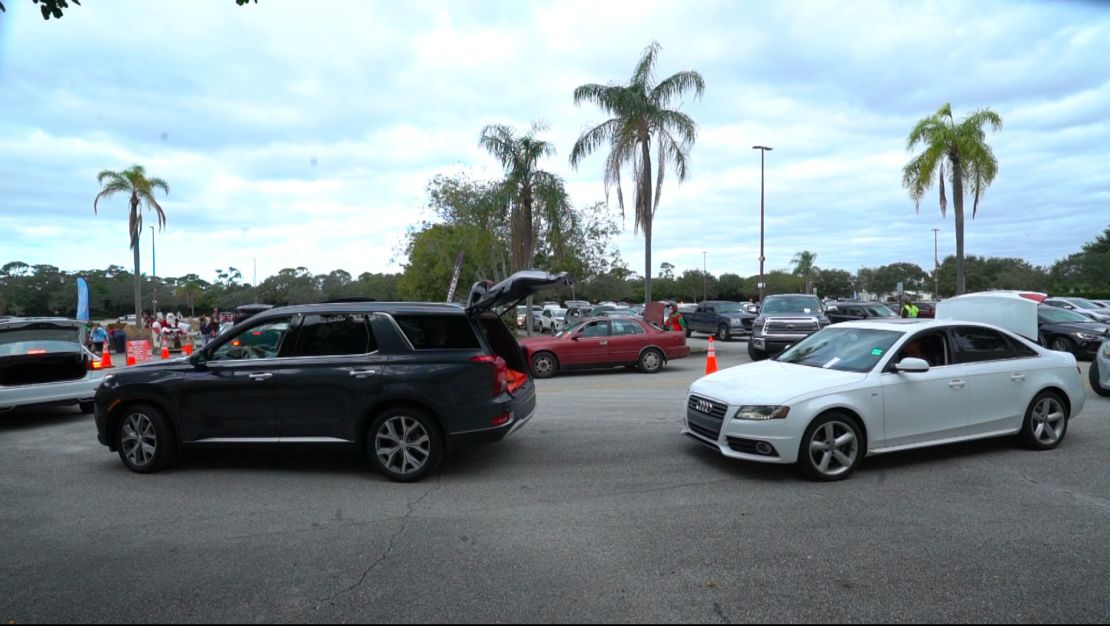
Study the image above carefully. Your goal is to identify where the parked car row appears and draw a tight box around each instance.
[7,276,1103,485]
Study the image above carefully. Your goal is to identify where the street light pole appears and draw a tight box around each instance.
[932,228,940,299]
[702,251,707,302]
[150,225,157,316]
[752,146,773,302]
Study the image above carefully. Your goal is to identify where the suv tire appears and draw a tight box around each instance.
[116,403,178,474]
[747,341,767,362]
[367,407,443,483]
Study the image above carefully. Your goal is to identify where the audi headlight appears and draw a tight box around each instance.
[734,405,790,420]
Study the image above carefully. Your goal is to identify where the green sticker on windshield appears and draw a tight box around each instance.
[871,348,884,356]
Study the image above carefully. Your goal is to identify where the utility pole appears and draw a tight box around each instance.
[753,146,773,302]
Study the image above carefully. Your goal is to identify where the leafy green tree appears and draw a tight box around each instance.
[859,263,930,295]
[814,269,855,299]
[791,251,819,294]
[658,262,675,280]
[675,269,717,303]
[902,103,1002,295]
[94,165,170,327]
[570,41,705,304]
[747,271,804,297]
[717,273,748,301]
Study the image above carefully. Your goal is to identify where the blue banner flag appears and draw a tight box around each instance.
[76,277,90,321]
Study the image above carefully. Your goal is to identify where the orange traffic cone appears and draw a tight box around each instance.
[183,343,193,356]
[161,344,170,360]
[100,344,113,369]
[705,336,719,375]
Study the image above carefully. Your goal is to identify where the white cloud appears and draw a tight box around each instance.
[0,0,1107,287]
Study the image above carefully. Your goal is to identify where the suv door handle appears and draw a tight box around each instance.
[1011,373,1026,382]
[249,372,273,381]
[349,369,378,378]
[948,379,966,390]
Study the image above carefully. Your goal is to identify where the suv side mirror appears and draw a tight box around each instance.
[189,351,208,368]
[894,358,930,373]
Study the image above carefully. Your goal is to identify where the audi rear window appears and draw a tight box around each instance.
[394,315,481,350]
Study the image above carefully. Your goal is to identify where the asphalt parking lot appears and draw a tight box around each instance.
[2,336,1109,623]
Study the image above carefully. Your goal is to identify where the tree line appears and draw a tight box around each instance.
[4,223,1105,318]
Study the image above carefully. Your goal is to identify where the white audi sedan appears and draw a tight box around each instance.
[683,317,1087,481]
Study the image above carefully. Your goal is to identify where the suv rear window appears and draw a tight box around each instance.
[394,315,481,350]
[0,328,81,355]
[292,314,377,356]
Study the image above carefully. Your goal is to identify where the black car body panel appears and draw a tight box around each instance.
[825,301,900,325]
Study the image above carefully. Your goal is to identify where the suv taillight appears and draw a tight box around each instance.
[471,355,508,396]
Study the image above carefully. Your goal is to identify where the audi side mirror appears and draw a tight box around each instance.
[895,358,930,373]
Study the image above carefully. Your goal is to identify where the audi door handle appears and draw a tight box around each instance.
[1011,374,1026,382]
[249,373,273,381]
[349,370,378,377]
[948,380,966,390]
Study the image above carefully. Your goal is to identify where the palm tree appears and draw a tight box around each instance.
[94,165,169,327]
[791,251,819,294]
[480,122,572,335]
[570,41,704,304]
[902,103,1001,295]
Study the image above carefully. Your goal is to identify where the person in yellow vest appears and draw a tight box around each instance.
[900,299,920,318]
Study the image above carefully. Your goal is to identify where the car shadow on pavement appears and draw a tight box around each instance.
[0,406,90,433]
[170,445,373,477]
[681,435,1022,483]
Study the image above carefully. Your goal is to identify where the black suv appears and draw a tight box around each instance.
[94,271,570,482]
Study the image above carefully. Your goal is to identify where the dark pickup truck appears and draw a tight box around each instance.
[684,301,757,341]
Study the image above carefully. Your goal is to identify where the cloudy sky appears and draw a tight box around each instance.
[0,0,1107,285]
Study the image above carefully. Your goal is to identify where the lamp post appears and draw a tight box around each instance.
[150,225,157,316]
[932,228,940,299]
[752,146,773,302]
[702,251,707,302]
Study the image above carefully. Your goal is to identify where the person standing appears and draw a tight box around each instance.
[90,324,108,353]
[900,299,920,319]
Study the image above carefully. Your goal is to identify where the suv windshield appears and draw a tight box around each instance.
[761,296,823,315]
[776,327,903,372]
[1040,306,1095,324]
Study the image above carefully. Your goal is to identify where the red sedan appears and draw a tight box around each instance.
[520,317,691,379]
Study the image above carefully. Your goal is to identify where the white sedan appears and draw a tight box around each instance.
[683,319,1087,481]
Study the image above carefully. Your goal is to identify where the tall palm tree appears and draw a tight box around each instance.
[480,122,571,334]
[570,41,704,304]
[902,103,1001,295]
[791,251,818,294]
[94,165,169,327]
